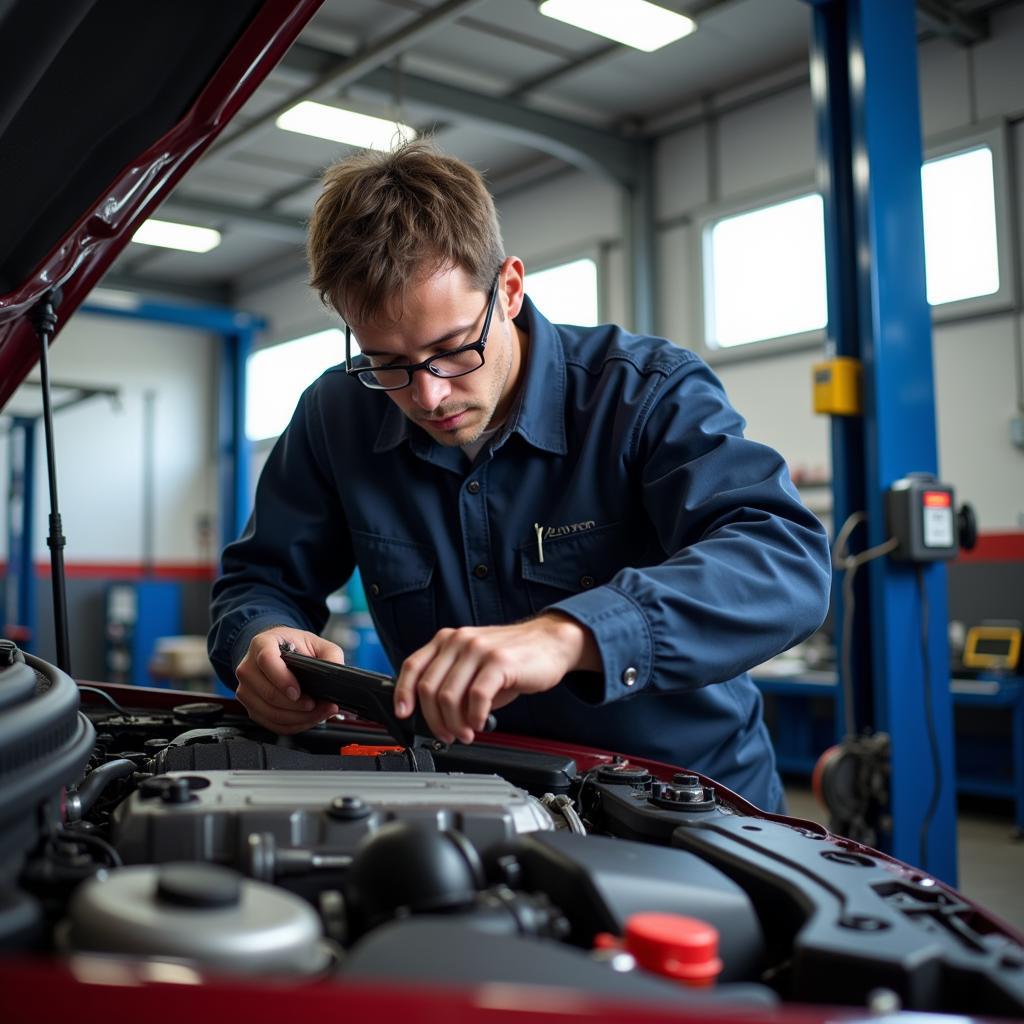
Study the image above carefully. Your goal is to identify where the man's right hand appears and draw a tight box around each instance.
[234,626,342,734]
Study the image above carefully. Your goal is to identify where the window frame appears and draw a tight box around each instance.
[692,178,825,366]
[691,121,1015,364]
[244,324,343,445]
[523,247,604,326]
[923,120,1015,324]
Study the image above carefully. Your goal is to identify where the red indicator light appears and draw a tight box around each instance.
[923,491,951,508]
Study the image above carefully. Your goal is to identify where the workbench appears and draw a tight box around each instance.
[751,668,1024,832]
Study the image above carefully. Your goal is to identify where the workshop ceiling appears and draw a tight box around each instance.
[102,0,1005,303]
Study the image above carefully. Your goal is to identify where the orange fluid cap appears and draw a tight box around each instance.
[624,912,723,988]
[592,932,621,950]
[340,743,404,756]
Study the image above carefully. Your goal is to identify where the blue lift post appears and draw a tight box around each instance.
[80,295,265,553]
[810,0,958,882]
[4,417,37,646]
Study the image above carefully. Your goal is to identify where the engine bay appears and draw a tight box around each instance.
[3,642,1023,1018]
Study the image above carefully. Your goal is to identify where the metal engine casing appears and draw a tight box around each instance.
[112,770,554,865]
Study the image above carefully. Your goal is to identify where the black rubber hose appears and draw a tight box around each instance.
[71,759,136,819]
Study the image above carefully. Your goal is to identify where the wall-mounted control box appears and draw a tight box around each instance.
[885,474,958,562]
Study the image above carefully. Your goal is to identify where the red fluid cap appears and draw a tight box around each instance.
[624,913,723,988]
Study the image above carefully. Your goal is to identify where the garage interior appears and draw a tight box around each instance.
[1,0,1023,970]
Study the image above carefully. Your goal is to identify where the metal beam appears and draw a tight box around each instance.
[506,42,621,101]
[624,142,657,335]
[209,0,490,162]
[162,194,308,243]
[506,0,742,100]
[274,43,646,186]
[916,0,989,45]
[358,66,644,186]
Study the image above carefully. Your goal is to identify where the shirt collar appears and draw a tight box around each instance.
[372,293,567,458]
[505,295,567,455]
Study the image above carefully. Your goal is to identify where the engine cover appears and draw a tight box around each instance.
[112,770,554,867]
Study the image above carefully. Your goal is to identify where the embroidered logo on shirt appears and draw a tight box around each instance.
[533,520,596,563]
[543,520,596,539]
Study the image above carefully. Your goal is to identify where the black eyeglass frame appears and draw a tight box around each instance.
[344,271,501,391]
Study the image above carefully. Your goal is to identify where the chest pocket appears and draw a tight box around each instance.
[519,521,625,615]
[350,530,437,656]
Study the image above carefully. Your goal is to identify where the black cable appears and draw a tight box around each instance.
[73,759,137,818]
[51,828,123,868]
[77,685,125,714]
[833,513,898,739]
[916,565,942,871]
[840,557,859,738]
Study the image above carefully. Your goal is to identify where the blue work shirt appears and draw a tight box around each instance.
[209,297,831,810]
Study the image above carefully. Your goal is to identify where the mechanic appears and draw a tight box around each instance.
[208,140,831,812]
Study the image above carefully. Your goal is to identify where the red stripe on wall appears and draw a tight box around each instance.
[2,536,1020,582]
[22,562,216,581]
[956,532,1024,564]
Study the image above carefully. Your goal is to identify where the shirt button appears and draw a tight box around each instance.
[369,583,381,597]
[473,563,489,579]
[622,667,638,687]
[580,575,595,589]
[467,480,481,494]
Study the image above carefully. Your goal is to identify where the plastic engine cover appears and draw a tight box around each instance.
[112,770,553,866]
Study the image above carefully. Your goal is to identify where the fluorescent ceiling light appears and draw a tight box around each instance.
[276,101,416,150]
[88,288,142,311]
[539,0,696,52]
[132,219,221,253]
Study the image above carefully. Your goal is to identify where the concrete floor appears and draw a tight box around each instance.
[784,785,1024,933]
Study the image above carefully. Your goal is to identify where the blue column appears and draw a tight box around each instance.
[219,327,253,552]
[5,418,37,647]
[811,0,958,882]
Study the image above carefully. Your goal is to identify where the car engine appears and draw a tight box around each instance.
[2,641,1023,1017]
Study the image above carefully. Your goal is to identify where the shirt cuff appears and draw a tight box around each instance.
[548,585,653,705]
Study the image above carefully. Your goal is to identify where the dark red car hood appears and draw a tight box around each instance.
[0,0,323,407]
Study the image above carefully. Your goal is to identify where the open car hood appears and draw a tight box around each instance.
[0,0,323,408]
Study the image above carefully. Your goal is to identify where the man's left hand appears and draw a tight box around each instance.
[393,612,600,744]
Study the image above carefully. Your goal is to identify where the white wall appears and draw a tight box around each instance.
[0,312,219,566]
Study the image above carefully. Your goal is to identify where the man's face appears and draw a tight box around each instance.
[347,261,526,447]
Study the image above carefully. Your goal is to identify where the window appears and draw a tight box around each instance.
[697,125,1011,358]
[245,329,343,441]
[525,257,599,326]
[921,145,999,306]
[702,193,827,350]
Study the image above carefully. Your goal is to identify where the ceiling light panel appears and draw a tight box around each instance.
[131,219,221,253]
[538,0,696,52]
[276,101,415,150]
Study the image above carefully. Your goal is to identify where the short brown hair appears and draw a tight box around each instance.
[307,139,505,324]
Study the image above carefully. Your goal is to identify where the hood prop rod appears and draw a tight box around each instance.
[31,288,71,675]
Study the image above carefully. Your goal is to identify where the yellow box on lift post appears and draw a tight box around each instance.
[812,356,862,416]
